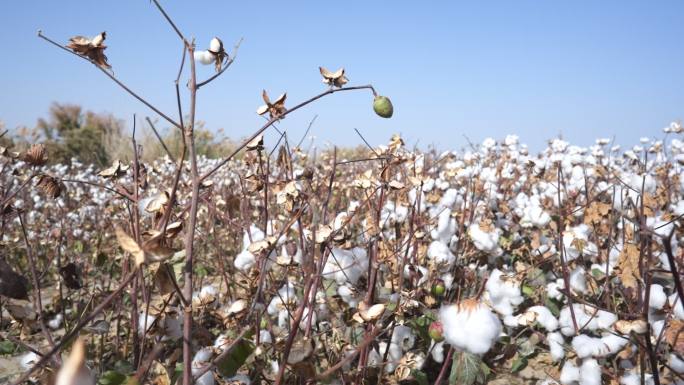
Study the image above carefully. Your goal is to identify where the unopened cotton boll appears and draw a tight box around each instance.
[194,50,215,65]
[439,299,502,355]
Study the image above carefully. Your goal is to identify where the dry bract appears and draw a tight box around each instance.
[36,174,63,198]
[21,144,48,166]
[67,31,111,68]
[256,90,287,120]
[319,66,349,88]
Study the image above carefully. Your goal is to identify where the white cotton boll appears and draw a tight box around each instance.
[620,372,655,385]
[234,249,256,271]
[403,264,428,286]
[427,240,456,267]
[193,347,213,364]
[569,267,587,294]
[267,282,297,315]
[485,269,524,315]
[439,299,502,355]
[669,293,684,320]
[226,374,251,385]
[670,353,684,373]
[162,314,183,340]
[580,358,602,385]
[468,223,502,256]
[48,313,64,330]
[322,247,368,285]
[391,325,415,351]
[20,351,40,369]
[571,333,627,358]
[214,334,230,351]
[559,304,617,336]
[546,280,565,300]
[138,313,156,335]
[209,37,222,53]
[547,332,565,361]
[527,306,559,331]
[441,273,454,289]
[193,368,214,385]
[430,340,445,363]
[194,50,215,65]
[648,284,667,310]
[199,285,218,301]
[431,210,456,244]
[560,361,580,384]
[259,329,272,344]
[337,285,358,308]
[377,342,403,373]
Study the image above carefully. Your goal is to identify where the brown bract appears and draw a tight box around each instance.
[21,144,48,166]
[256,90,287,120]
[319,66,348,88]
[67,32,111,69]
[36,174,63,198]
[208,36,227,72]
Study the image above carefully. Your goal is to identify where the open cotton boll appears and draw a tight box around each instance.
[669,293,684,320]
[192,367,215,385]
[468,223,502,256]
[267,281,297,315]
[546,280,565,300]
[648,284,667,310]
[568,267,587,294]
[193,347,213,364]
[485,269,524,315]
[20,351,40,369]
[507,306,559,331]
[391,325,416,351]
[427,240,456,267]
[571,333,627,358]
[225,374,251,385]
[431,209,456,244]
[234,249,256,271]
[403,264,428,286]
[430,340,445,363]
[547,332,565,361]
[579,358,602,385]
[559,304,617,336]
[337,284,358,308]
[669,353,684,373]
[322,247,368,285]
[620,371,655,385]
[138,313,156,335]
[194,50,215,65]
[439,299,502,355]
[48,313,64,330]
[560,361,580,384]
[377,342,403,373]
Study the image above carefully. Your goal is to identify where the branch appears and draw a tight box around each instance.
[150,0,186,43]
[37,31,182,130]
[145,117,173,159]
[199,84,377,182]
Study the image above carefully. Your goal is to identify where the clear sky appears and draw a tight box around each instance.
[1,1,683,152]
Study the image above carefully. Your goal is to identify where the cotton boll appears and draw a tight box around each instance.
[560,361,580,384]
[439,299,502,355]
[226,374,251,385]
[669,353,684,373]
[337,285,358,308]
[234,249,256,271]
[259,329,273,344]
[427,241,456,267]
[485,269,524,315]
[267,282,297,315]
[669,293,684,320]
[468,224,502,256]
[547,332,565,361]
[579,358,602,385]
[48,313,64,330]
[138,313,156,335]
[571,333,627,358]
[322,247,368,285]
[377,342,403,373]
[546,280,565,300]
[193,347,213,364]
[391,325,415,351]
[568,267,587,294]
[525,306,559,331]
[648,284,667,310]
[559,304,617,336]
[194,50,215,65]
[193,368,214,385]
[430,340,445,363]
[620,372,655,385]
[20,351,40,369]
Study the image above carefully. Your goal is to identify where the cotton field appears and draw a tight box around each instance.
[1,126,683,385]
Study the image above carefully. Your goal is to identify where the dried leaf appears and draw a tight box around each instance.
[616,243,640,290]
[115,227,145,267]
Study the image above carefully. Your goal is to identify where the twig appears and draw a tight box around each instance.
[199,84,377,182]
[37,31,182,130]
[145,117,173,159]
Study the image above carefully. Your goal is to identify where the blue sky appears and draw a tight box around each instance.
[1,1,682,152]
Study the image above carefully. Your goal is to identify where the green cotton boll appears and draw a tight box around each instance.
[373,96,393,118]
